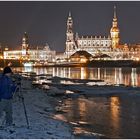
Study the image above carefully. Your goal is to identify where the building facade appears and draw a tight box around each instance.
[28,45,56,62]
[65,7,120,58]
[3,33,56,63]
[22,32,29,57]
[110,6,120,49]
[121,44,140,60]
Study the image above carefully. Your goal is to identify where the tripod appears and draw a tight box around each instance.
[13,82,30,129]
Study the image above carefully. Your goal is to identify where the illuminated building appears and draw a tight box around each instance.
[70,50,93,63]
[110,6,120,49]
[65,12,77,58]
[121,43,140,60]
[22,32,29,57]
[4,50,22,59]
[65,7,120,58]
[3,33,56,63]
[2,6,140,63]
[28,44,56,62]
[64,7,140,61]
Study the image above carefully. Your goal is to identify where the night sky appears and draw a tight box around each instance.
[0,1,140,52]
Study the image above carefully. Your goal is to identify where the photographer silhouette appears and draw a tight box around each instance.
[0,66,16,126]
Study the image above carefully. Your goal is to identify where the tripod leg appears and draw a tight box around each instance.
[22,98,30,129]
[17,82,30,129]
[0,101,5,126]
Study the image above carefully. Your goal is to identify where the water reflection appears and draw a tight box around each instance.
[131,68,137,87]
[11,66,140,138]
[13,67,140,87]
[81,67,88,79]
[110,97,120,132]
[24,66,32,72]
[62,96,140,138]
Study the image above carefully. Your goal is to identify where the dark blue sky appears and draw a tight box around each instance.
[0,1,140,52]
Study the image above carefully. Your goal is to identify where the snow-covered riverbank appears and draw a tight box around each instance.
[0,78,74,139]
[1,72,140,139]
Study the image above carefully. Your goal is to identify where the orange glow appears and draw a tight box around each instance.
[80,58,87,63]
[135,57,140,61]
[110,97,120,129]
[5,48,9,51]
[0,56,3,59]
[8,62,12,66]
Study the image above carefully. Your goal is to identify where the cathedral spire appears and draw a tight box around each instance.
[113,6,117,27]
[22,32,29,55]
[69,11,71,17]
[114,6,116,19]
[110,6,120,49]
[22,32,28,45]
[65,12,76,58]
[67,11,73,32]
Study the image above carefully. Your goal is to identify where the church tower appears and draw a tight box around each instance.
[65,12,76,58]
[22,32,29,56]
[110,6,120,49]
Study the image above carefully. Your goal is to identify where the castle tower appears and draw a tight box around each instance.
[22,32,29,56]
[110,6,120,49]
[65,12,76,58]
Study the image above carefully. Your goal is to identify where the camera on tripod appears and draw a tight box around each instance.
[12,74,22,87]
[12,75,23,100]
[16,77,22,86]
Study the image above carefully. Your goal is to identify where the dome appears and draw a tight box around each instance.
[70,50,93,58]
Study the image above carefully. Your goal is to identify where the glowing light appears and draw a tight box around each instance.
[110,97,120,129]
[135,57,140,61]
[24,62,33,67]
[80,58,87,63]
[5,48,9,51]
[8,62,12,66]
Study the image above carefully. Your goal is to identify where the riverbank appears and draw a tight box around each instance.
[43,76,140,139]
[0,77,74,139]
[88,60,140,67]
[1,71,140,138]
[1,59,140,67]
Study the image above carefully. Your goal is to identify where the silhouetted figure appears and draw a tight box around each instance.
[0,66,16,126]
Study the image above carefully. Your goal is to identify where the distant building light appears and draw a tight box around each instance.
[5,48,9,51]
[135,58,140,61]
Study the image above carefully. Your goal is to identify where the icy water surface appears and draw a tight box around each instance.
[60,95,140,139]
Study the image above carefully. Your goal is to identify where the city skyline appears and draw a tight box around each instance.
[0,1,140,52]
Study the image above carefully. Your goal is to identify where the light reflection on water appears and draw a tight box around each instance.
[110,97,120,130]
[61,96,140,138]
[14,67,140,87]
[12,66,140,138]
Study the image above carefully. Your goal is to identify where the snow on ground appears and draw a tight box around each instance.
[47,80,140,98]
[1,74,140,139]
[0,79,74,139]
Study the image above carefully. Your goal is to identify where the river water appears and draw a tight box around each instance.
[12,67,140,138]
[61,96,140,138]
[12,66,140,87]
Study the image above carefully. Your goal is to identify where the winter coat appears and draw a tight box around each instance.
[0,75,16,99]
